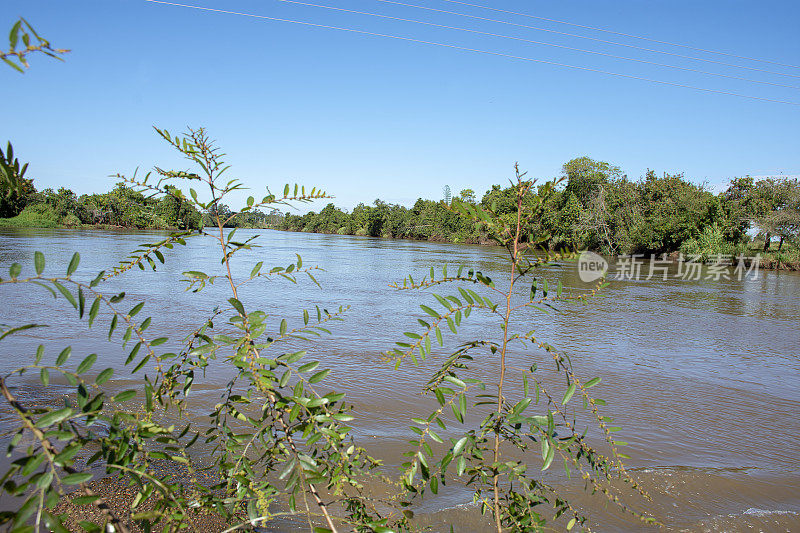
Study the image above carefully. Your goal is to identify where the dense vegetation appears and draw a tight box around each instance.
[3,137,798,267]
[0,177,204,230]
[0,168,283,231]
[276,158,800,265]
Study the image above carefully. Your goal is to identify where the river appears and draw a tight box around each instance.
[0,227,798,532]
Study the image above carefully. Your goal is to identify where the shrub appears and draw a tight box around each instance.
[0,203,60,228]
[679,223,733,261]
[62,213,82,227]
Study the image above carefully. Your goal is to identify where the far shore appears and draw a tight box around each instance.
[1,221,797,271]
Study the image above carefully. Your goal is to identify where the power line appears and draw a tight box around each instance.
[142,0,800,106]
[369,0,800,80]
[274,0,800,90]
[440,0,800,71]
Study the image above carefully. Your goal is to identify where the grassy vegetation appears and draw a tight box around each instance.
[0,203,60,228]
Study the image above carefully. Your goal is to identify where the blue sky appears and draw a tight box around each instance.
[4,0,800,211]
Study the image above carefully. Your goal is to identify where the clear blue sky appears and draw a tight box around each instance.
[4,0,800,211]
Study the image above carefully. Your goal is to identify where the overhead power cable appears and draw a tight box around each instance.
[274,0,800,90]
[142,0,800,106]
[439,0,800,71]
[369,0,800,80]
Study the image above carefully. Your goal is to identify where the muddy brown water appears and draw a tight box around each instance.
[0,228,798,532]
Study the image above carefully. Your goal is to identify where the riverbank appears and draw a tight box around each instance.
[0,206,195,231]
[0,206,193,231]
[2,218,797,271]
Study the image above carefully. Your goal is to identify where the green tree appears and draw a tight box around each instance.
[0,143,35,218]
[156,185,203,229]
[562,156,623,207]
[365,199,386,236]
[751,178,800,251]
[203,201,234,227]
[556,191,583,249]
[719,176,757,243]
[630,170,717,253]
[459,188,476,203]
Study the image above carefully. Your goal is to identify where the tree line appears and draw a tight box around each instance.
[275,157,800,261]
[0,153,282,231]
[2,149,798,263]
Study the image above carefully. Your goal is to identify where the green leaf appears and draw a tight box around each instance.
[42,511,70,533]
[39,367,49,386]
[67,252,80,276]
[0,323,44,341]
[585,377,601,389]
[113,390,137,402]
[308,369,330,384]
[53,281,77,308]
[513,397,531,414]
[443,375,465,389]
[16,494,39,524]
[70,495,100,507]
[34,251,44,275]
[96,368,113,385]
[562,383,576,405]
[298,361,319,373]
[420,305,439,318]
[542,438,555,470]
[56,346,71,365]
[9,262,21,279]
[229,297,245,315]
[452,436,468,456]
[89,270,104,288]
[132,354,151,373]
[87,297,101,326]
[77,353,97,374]
[110,292,125,303]
[62,472,93,485]
[433,293,452,310]
[9,20,22,49]
[108,314,118,339]
[451,402,463,424]
[35,407,73,428]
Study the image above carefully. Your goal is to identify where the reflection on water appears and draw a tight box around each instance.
[0,227,799,531]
